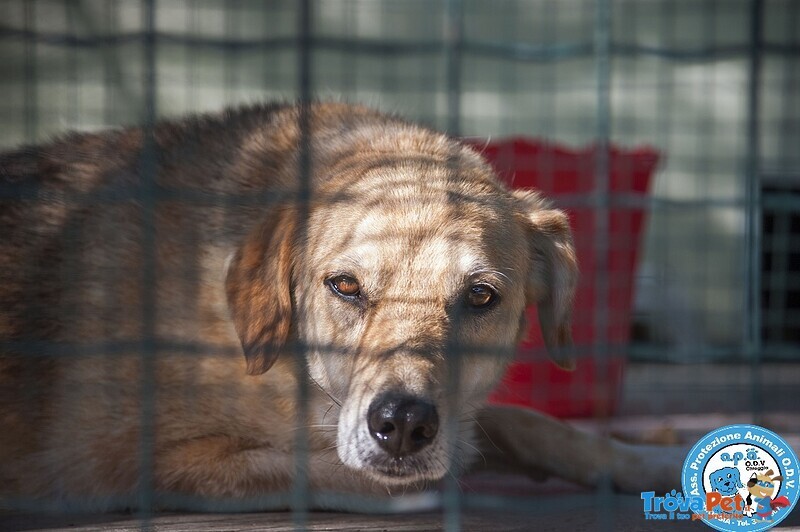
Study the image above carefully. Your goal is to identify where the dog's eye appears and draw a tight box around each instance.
[466,283,497,309]
[328,275,361,298]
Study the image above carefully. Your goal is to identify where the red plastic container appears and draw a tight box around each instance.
[470,139,659,418]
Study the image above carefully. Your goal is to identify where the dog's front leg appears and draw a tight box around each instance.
[154,435,389,507]
[472,405,684,493]
[154,435,295,502]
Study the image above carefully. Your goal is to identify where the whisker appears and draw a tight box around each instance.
[312,455,344,466]
[436,455,463,488]
[465,413,502,455]
[289,426,338,435]
[316,443,340,453]
[458,438,486,466]
[307,372,342,407]
[322,402,338,424]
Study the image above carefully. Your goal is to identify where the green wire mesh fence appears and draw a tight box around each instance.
[0,0,798,529]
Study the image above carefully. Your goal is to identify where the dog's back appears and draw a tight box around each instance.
[0,126,149,491]
[0,103,288,341]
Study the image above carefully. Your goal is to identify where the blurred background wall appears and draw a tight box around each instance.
[0,0,798,365]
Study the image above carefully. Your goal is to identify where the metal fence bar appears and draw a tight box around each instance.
[103,0,119,125]
[444,0,464,529]
[593,0,613,528]
[0,182,760,212]
[1,0,798,527]
[3,26,798,61]
[136,0,158,526]
[744,0,764,423]
[22,1,37,143]
[291,0,314,529]
[445,0,463,138]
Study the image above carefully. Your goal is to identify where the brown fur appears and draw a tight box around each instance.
[0,102,678,511]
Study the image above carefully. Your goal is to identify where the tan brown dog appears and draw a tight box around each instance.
[0,102,677,510]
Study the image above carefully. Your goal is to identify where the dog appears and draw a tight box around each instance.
[709,466,744,497]
[0,102,679,510]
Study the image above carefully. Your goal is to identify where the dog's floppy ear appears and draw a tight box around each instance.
[514,190,579,371]
[225,206,297,375]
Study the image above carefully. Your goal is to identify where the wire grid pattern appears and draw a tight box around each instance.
[0,0,799,529]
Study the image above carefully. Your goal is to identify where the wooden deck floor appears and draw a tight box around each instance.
[0,509,697,532]
[4,477,800,532]
[5,504,800,531]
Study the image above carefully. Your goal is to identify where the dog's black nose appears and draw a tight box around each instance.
[367,392,439,457]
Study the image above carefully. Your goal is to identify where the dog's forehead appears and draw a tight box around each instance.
[341,165,509,228]
[310,171,524,290]
[348,219,485,279]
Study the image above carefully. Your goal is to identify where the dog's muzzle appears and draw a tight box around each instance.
[367,392,439,458]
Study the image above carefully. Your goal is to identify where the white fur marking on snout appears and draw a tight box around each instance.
[336,384,450,486]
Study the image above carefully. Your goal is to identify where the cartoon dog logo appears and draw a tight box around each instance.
[709,466,744,497]
[746,469,791,520]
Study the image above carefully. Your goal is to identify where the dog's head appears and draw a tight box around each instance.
[709,467,743,496]
[225,123,577,486]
